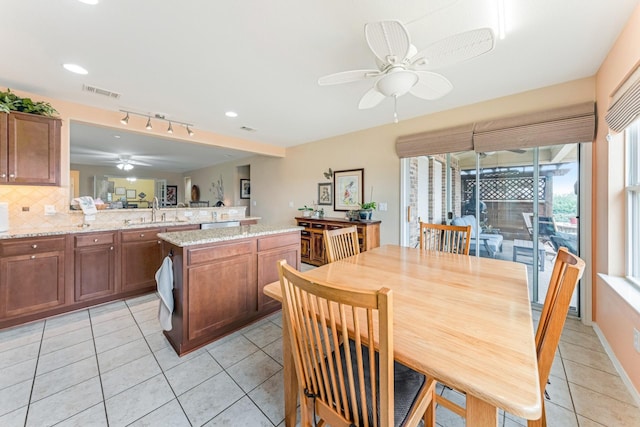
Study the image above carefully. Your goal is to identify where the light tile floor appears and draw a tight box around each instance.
[0,292,638,426]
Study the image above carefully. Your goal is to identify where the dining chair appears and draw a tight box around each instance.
[427,247,585,427]
[277,259,436,427]
[419,222,471,255]
[324,226,360,263]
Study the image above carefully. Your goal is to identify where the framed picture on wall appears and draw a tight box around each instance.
[333,168,363,211]
[240,179,250,199]
[318,183,332,206]
[126,189,136,199]
[166,185,177,206]
[115,187,126,195]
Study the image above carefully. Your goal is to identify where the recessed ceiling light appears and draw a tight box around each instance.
[113,135,121,139]
[77,0,99,4]
[63,63,88,75]
[225,111,238,118]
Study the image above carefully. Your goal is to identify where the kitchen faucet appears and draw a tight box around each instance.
[152,197,159,222]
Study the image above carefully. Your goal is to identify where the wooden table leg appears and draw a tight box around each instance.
[466,394,498,427]
[281,313,298,427]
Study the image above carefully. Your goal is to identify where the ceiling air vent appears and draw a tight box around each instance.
[82,84,121,100]
[240,126,256,132]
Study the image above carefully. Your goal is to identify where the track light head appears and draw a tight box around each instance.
[186,125,194,136]
[145,117,152,130]
[120,112,129,125]
[167,122,173,134]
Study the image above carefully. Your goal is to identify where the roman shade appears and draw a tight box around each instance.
[395,123,473,158]
[473,102,596,152]
[605,66,640,133]
[396,102,596,158]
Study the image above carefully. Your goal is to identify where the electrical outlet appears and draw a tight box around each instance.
[379,202,388,211]
[634,328,640,353]
[289,201,294,208]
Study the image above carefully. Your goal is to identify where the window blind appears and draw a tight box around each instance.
[473,102,596,152]
[605,66,640,133]
[395,102,596,157]
[395,124,474,158]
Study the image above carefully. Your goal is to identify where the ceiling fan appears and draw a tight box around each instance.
[318,20,495,120]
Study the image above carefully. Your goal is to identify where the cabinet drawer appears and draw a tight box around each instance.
[75,232,116,248]
[327,224,343,230]
[188,241,255,265]
[0,236,66,257]
[297,221,310,228]
[301,230,310,237]
[257,232,299,252]
[311,223,325,230]
[121,228,163,242]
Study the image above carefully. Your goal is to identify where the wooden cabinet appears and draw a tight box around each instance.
[120,227,164,293]
[295,217,381,266]
[74,232,117,302]
[164,230,300,355]
[0,112,61,185]
[0,236,66,319]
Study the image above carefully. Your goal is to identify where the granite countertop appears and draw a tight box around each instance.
[0,217,262,240]
[158,224,303,247]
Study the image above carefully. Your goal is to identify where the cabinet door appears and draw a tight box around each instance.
[5,112,61,185]
[311,232,325,264]
[187,254,256,340]
[121,229,164,292]
[257,245,300,312]
[0,250,65,318]
[75,245,116,302]
[300,233,311,262]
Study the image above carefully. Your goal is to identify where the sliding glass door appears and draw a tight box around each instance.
[402,144,580,313]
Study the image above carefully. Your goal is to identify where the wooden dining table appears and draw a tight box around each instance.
[263,244,542,427]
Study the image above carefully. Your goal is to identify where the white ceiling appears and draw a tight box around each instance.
[2,0,638,171]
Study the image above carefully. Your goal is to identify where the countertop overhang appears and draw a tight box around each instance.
[158,224,303,247]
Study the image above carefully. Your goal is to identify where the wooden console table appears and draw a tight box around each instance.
[295,217,380,266]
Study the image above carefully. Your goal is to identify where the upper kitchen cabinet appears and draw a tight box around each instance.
[0,112,61,185]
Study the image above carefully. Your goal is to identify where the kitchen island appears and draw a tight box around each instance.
[158,224,301,356]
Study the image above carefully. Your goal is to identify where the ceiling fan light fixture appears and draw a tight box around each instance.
[145,117,152,130]
[120,112,129,125]
[375,70,419,97]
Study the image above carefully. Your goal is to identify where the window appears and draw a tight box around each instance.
[626,120,640,284]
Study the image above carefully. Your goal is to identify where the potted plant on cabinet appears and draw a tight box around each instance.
[298,205,314,217]
[359,201,377,220]
[0,88,58,116]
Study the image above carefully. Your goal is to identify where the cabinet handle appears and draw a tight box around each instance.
[30,255,35,259]
[110,246,114,250]
[93,238,99,243]
[9,173,15,178]
[157,240,162,244]
[31,244,38,249]
[140,233,145,237]
[0,173,5,178]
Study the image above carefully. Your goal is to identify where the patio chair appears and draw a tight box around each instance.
[277,259,436,426]
[451,215,503,257]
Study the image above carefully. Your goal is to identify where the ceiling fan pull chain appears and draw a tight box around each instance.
[394,95,399,123]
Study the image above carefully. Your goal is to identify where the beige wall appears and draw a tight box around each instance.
[594,3,640,392]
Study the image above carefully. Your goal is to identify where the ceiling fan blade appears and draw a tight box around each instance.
[358,87,386,109]
[409,71,453,100]
[411,27,495,70]
[318,69,380,86]
[365,20,411,65]
[509,149,527,154]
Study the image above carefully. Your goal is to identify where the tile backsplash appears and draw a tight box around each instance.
[0,186,248,232]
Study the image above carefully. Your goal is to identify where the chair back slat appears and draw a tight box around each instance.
[419,223,471,255]
[278,260,393,427]
[324,227,360,263]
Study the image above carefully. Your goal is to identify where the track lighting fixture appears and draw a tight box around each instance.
[118,110,195,137]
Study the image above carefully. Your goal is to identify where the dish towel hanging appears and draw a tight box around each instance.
[155,256,174,331]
